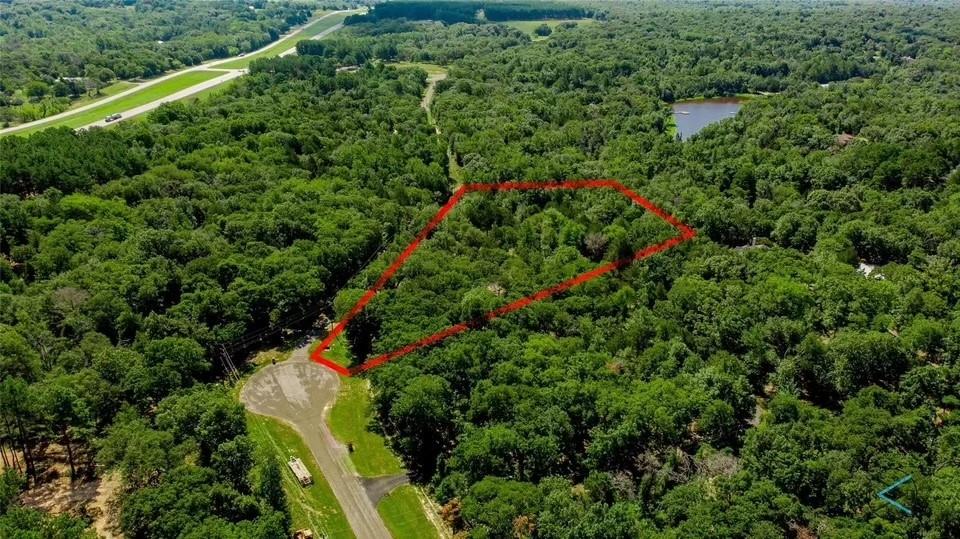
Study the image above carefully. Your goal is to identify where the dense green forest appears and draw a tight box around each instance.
[2,0,960,538]
[0,57,446,536]
[0,0,320,125]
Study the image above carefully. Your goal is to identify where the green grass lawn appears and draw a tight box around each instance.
[504,19,594,40]
[246,411,355,539]
[217,11,348,69]
[378,485,440,539]
[8,10,358,137]
[313,336,352,367]
[3,81,136,131]
[10,70,223,136]
[328,377,405,477]
[390,62,449,77]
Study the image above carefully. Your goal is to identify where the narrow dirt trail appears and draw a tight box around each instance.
[418,70,464,187]
[420,72,448,134]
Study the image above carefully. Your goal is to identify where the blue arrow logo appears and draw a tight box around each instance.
[877,474,913,516]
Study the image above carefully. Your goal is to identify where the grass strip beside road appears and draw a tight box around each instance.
[324,337,445,537]
[10,70,223,136]
[247,411,355,539]
[324,336,403,476]
[328,377,404,477]
[378,485,441,539]
[217,11,348,69]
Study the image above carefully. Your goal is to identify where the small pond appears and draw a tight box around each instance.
[671,97,743,141]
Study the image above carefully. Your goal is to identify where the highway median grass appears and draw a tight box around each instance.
[67,81,137,109]
[8,70,224,136]
[3,81,136,132]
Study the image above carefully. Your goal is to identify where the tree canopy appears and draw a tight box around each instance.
[1,0,959,537]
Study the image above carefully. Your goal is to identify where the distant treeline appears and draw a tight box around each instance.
[295,38,387,62]
[345,1,592,25]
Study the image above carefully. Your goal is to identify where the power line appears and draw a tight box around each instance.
[213,214,417,374]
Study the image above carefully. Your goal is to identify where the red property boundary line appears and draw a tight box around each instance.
[311,179,696,376]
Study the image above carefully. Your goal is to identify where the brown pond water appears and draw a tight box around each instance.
[672,97,743,141]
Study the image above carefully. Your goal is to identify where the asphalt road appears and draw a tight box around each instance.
[0,11,353,136]
[240,345,393,539]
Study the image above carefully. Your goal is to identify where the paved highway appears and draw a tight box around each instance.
[0,11,354,136]
[76,69,247,130]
